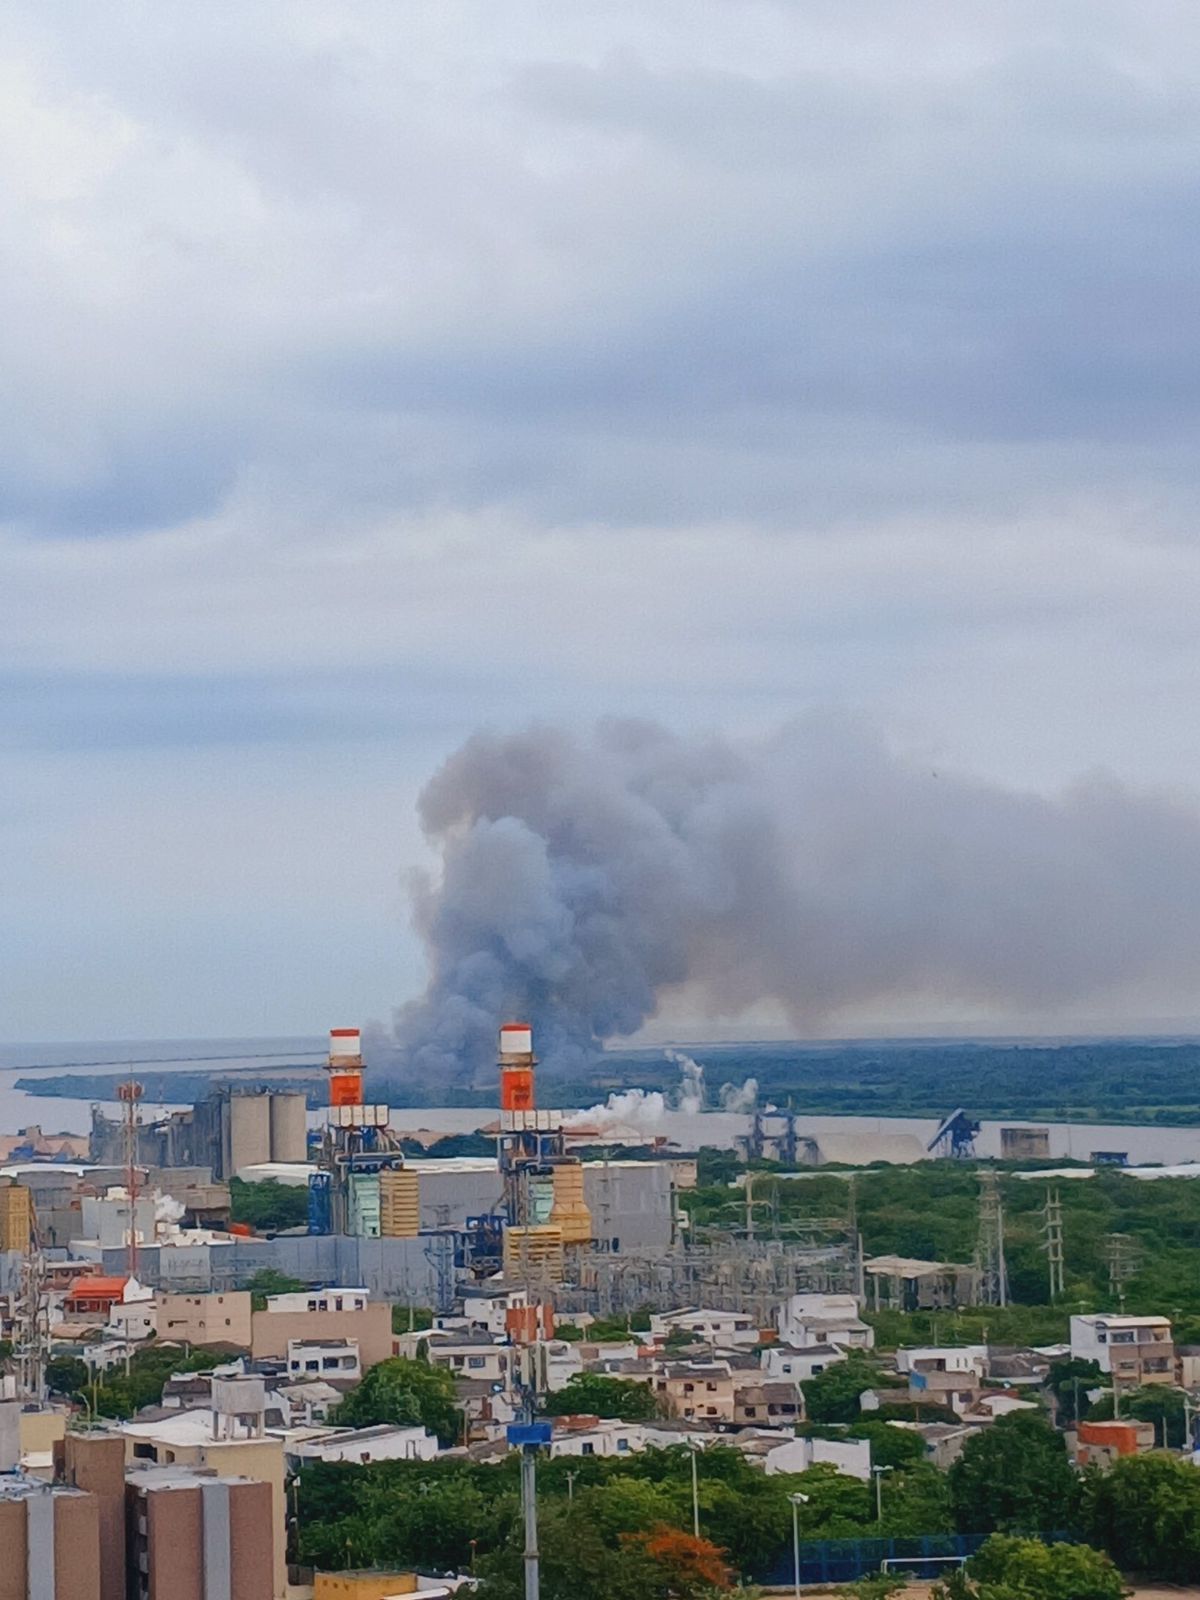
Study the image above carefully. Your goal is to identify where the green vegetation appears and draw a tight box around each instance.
[49,1344,228,1419]
[541,1373,661,1421]
[1080,1451,1200,1580]
[935,1534,1125,1600]
[295,1446,951,1582]
[1084,1382,1186,1448]
[948,1414,1078,1535]
[682,1162,1200,1316]
[389,1303,434,1334]
[801,1356,894,1423]
[332,1356,462,1444]
[244,1267,307,1309]
[228,1177,309,1233]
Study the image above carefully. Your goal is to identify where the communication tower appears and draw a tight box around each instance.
[117,1077,145,1279]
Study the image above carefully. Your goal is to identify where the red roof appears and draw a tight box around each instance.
[66,1275,128,1299]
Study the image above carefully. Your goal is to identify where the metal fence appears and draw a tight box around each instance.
[758,1530,1074,1587]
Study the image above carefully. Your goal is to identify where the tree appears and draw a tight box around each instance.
[949,1413,1077,1535]
[626,1526,733,1594]
[245,1268,306,1310]
[1044,1358,1103,1426]
[542,1373,659,1422]
[847,1420,926,1469]
[802,1357,885,1424]
[334,1357,461,1444]
[45,1355,89,1398]
[228,1177,309,1233]
[1080,1451,1200,1581]
[933,1534,1125,1600]
[1085,1383,1186,1449]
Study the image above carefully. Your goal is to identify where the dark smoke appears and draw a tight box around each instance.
[391,717,1200,1084]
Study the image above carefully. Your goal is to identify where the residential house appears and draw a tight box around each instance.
[1070,1315,1175,1387]
[155,1289,252,1349]
[653,1360,735,1424]
[251,1289,392,1370]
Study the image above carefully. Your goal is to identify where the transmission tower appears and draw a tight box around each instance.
[1041,1188,1065,1300]
[1105,1233,1138,1309]
[975,1170,1009,1307]
[13,1206,48,1404]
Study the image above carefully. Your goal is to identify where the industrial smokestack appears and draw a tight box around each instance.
[392,717,1200,1083]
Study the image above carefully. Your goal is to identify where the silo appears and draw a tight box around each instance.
[269,1093,309,1163]
[227,1093,272,1176]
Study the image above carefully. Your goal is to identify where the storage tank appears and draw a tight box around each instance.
[269,1093,309,1164]
[226,1093,272,1176]
[380,1169,420,1237]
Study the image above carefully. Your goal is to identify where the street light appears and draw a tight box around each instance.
[872,1464,893,1520]
[788,1492,809,1600]
[687,1439,702,1538]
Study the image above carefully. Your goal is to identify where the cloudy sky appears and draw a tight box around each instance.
[5,0,1200,1042]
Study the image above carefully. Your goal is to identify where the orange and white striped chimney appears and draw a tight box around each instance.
[327,1027,364,1109]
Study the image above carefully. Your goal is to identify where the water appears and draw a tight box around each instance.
[5,1036,1200,1165]
[0,1036,324,1134]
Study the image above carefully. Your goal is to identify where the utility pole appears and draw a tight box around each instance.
[1041,1188,1065,1300]
[689,1439,701,1538]
[872,1464,893,1520]
[1105,1234,1137,1309]
[788,1491,809,1600]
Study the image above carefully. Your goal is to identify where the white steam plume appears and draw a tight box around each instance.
[392,717,1200,1083]
[719,1078,759,1113]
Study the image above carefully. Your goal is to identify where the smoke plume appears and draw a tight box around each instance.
[392,717,1200,1083]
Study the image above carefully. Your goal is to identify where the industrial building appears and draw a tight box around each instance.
[89,1084,308,1180]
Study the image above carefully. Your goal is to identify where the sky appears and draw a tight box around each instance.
[5,0,1200,1042]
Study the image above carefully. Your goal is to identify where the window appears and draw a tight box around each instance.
[744,1405,757,1418]
[468,1357,486,1370]
[617,1439,629,1452]
[133,1443,155,1460]
[582,1442,594,1455]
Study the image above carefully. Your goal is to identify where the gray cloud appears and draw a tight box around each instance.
[393,719,1200,1083]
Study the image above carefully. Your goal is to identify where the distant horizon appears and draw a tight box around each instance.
[8,1018,1200,1056]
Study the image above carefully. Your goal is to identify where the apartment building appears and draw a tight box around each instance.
[653,1361,735,1424]
[156,1290,252,1349]
[287,1337,362,1384]
[127,1467,274,1600]
[0,1475,100,1600]
[1070,1314,1175,1386]
[250,1289,391,1370]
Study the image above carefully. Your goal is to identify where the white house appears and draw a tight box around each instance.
[776,1294,874,1351]
[265,1288,370,1314]
[286,1337,362,1384]
[287,1423,438,1465]
[650,1308,762,1348]
[427,1337,513,1386]
[896,1345,987,1379]
[763,1435,872,1481]
[762,1344,848,1383]
[1070,1315,1174,1385]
